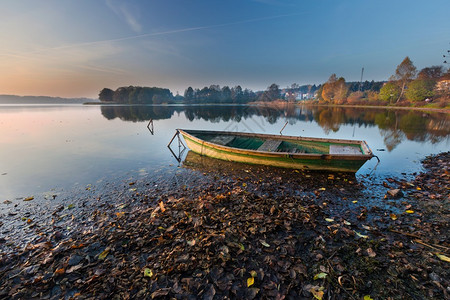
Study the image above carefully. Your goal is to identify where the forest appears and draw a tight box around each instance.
[98,57,449,107]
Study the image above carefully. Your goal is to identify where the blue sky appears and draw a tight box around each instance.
[0,0,449,98]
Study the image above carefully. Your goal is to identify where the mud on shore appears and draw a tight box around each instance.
[0,152,448,299]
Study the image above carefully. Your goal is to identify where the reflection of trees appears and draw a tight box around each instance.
[99,104,449,148]
[379,129,405,151]
[399,112,428,141]
[100,105,181,122]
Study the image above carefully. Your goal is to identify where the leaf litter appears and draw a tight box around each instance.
[0,152,448,299]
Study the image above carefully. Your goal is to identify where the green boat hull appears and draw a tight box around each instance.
[178,129,373,173]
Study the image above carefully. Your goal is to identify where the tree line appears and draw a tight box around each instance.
[317,57,449,106]
[98,57,448,107]
[183,85,257,104]
[99,86,174,104]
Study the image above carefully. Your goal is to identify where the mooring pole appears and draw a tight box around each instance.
[280,121,288,135]
[147,119,154,134]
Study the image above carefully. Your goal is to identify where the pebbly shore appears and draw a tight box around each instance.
[0,152,448,299]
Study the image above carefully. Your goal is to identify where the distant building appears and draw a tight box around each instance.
[436,79,450,93]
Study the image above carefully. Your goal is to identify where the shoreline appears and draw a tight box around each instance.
[0,152,448,299]
[83,101,450,114]
[251,101,450,114]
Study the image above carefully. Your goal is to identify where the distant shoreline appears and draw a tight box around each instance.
[2,98,449,114]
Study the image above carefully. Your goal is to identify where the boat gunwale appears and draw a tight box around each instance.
[178,129,374,161]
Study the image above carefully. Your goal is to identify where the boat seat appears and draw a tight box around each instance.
[329,145,362,155]
[209,135,235,146]
[258,139,282,152]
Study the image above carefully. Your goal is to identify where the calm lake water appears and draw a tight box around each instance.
[1,104,449,202]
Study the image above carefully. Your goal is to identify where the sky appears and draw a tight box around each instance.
[0,0,449,98]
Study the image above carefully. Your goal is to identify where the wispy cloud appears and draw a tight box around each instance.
[106,0,142,32]
[1,12,305,58]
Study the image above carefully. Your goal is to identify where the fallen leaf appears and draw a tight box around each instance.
[405,210,414,214]
[54,268,65,275]
[259,240,270,247]
[313,272,328,280]
[364,296,373,300]
[115,212,125,218]
[67,204,74,209]
[325,218,334,222]
[390,213,397,220]
[159,201,166,212]
[23,196,34,201]
[319,188,326,191]
[366,248,376,257]
[187,239,196,246]
[310,286,324,300]
[98,249,109,260]
[435,253,450,262]
[71,244,85,249]
[250,270,257,278]
[343,220,351,226]
[352,200,358,203]
[247,276,254,287]
[144,268,153,278]
[354,231,369,239]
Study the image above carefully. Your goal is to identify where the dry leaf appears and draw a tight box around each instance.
[259,240,270,247]
[313,272,328,280]
[144,268,153,278]
[354,231,369,239]
[98,249,109,260]
[435,253,450,262]
[366,248,376,257]
[247,276,254,287]
[310,286,324,300]
[159,201,166,212]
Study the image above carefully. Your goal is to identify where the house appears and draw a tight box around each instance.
[435,79,450,93]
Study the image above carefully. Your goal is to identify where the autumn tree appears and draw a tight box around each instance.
[334,77,348,104]
[321,74,337,102]
[417,66,443,80]
[321,74,348,103]
[393,56,417,102]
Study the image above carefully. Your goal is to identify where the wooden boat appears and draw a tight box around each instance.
[176,129,375,173]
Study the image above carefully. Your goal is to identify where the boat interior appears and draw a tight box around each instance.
[198,133,363,155]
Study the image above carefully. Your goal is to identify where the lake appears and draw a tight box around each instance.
[1,104,449,203]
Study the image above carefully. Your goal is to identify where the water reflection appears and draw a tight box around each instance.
[101,104,449,151]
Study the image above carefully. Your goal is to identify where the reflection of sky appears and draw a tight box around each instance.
[0,105,449,201]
